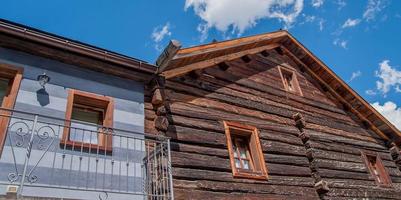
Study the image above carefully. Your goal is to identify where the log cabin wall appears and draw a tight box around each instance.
[147,48,401,199]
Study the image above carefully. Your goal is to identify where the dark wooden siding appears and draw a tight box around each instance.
[146,49,401,199]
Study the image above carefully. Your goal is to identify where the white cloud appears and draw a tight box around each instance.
[371,101,401,130]
[363,0,388,21]
[304,15,316,23]
[349,70,361,82]
[151,22,172,51]
[342,18,361,28]
[300,14,324,31]
[318,19,324,31]
[335,0,346,10]
[375,60,401,95]
[333,38,347,49]
[152,22,171,43]
[185,0,304,41]
[365,89,377,96]
[311,0,323,8]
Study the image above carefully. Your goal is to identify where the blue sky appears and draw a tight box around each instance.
[1,0,401,129]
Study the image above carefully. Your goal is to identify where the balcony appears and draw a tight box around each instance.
[0,108,173,200]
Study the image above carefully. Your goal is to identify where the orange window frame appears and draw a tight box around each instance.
[224,121,268,180]
[278,66,303,96]
[61,89,114,153]
[0,63,23,156]
[361,151,392,187]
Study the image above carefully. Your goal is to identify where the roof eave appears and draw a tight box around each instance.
[0,19,157,75]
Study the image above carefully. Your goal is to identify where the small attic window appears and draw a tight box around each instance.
[278,66,302,96]
[362,152,392,187]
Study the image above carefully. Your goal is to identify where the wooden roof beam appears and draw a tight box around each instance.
[156,40,182,73]
[162,43,280,79]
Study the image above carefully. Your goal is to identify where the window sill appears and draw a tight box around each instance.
[233,171,268,180]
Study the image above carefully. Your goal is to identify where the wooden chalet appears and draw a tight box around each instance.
[148,30,401,199]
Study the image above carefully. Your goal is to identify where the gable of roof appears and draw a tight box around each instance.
[156,30,401,145]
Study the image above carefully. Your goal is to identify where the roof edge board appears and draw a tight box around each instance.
[0,19,156,74]
[283,32,401,141]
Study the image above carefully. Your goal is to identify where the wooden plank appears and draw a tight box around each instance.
[162,43,280,78]
[174,179,319,198]
[156,40,181,72]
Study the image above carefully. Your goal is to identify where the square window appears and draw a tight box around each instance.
[224,121,268,180]
[61,89,114,153]
[278,66,302,96]
[362,152,392,187]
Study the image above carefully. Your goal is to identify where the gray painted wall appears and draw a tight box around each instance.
[0,47,148,200]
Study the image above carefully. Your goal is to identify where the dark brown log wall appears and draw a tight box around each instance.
[146,49,401,199]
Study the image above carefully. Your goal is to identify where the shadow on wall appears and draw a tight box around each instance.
[36,88,50,107]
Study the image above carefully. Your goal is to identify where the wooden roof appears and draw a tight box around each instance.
[157,30,401,144]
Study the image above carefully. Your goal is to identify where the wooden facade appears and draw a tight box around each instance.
[149,31,401,199]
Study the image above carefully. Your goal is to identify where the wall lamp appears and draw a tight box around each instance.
[37,72,50,88]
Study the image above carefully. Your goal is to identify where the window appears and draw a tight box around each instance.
[278,66,302,96]
[362,152,392,187]
[0,64,23,155]
[62,89,114,152]
[224,121,268,180]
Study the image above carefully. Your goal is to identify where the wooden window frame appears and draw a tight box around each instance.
[224,121,268,180]
[0,63,23,156]
[278,66,303,96]
[361,151,392,187]
[61,89,114,153]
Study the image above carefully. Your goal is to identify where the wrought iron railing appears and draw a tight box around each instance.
[0,108,173,200]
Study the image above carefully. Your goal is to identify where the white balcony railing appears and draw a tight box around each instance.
[0,108,173,200]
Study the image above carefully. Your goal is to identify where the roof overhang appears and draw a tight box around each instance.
[157,30,401,145]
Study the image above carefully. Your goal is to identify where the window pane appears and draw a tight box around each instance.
[232,143,238,158]
[235,159,241,168]
[239,149,247,159]
[285,75,294,91]
[0,78,9,105]
[71,106,102,125]
[243,160,250,170]
[70,106,103,144]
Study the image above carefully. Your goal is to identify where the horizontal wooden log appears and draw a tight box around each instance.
[326,178,401,189]
[168,101,300,136]
[323,187,401,199]
[171,151,312,177]
[174,179,319,198]
[262,140,307,157]
[169,112,304,146]
[309,141,392,158]
[173,167,315,187]
[171,142,228,157]
[174,188,318,200]
[166,125,226,147]
[308,130,387,150]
